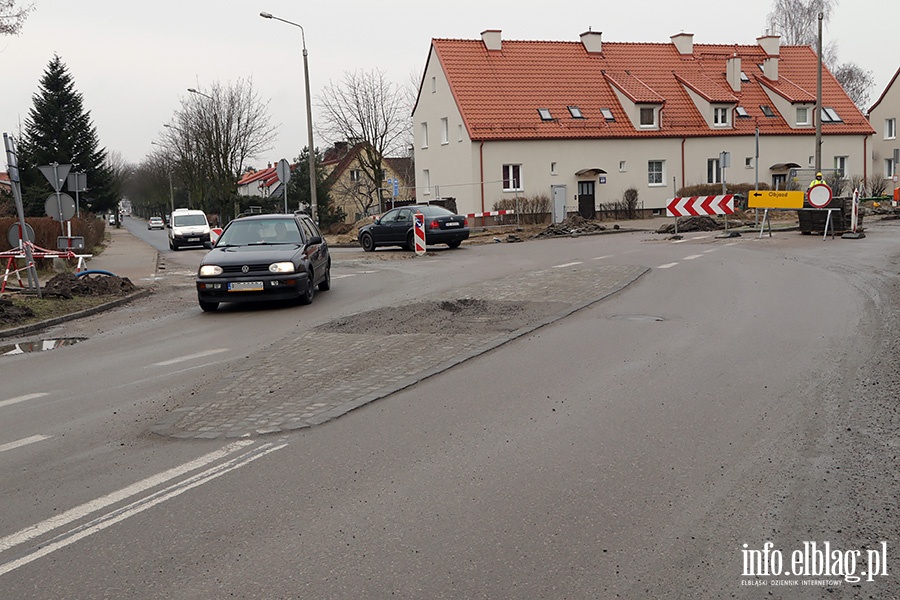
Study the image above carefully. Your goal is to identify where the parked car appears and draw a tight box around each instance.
[358,205,469,252]
[195,213,331,312]
[147,216,165,230]
[168,208,211,250]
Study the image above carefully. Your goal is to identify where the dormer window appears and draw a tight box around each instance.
[600,108,615,121]
[796,106,810,125]
[639,106,657,128]
[567,106,584,119]
[538,108,553,121]
[760,105,775,118]
[713,106,730,126]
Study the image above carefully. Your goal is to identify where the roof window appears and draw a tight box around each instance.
[735,106,750,118]
[740,71,750,82]
[821,107,843,123]
[538,108,553,121]
[760,105,775,117]
[600,108,615,121]
[567,106,584,119]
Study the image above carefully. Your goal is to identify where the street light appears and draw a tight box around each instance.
[188,87,213,100]
[260,10,318,223]
[150,140,176,216]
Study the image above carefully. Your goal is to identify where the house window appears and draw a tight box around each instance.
[707,158,721,184]
[550,162,558,176]
[834,156,848,178]
[538,108,553,121]
[441,117,449,145]
[421,122,428,148]
[808,156,815,167]
[713,107,729,126]
[458,124,463,142]
[820,107,843,123]
[745,157,753,168]
[431,76,436,93]
[885,158,896,178]
[619,161,627,172]
[601,108,615,121]
[760,105,775,117]
[796,107,809,125]
[648,160,664,186]
[422,169,431,195]
[568,106,584,119]
[740,71,750,82]
[639,107,656,127]
[735,106,750,118]
[349,169,361,182]
[502,164,522,191]
[886,118,896,140]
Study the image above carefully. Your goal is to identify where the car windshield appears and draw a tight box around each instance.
[172,214,207,227]
[217,219,303,246]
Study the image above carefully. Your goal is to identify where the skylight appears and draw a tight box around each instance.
[600,108,615,121]
[760,105,775,118]
[736,106,750,118]
[568,106,584,119]
[821,107,843,123]
[538,108,553,121]
[740,71,750,82]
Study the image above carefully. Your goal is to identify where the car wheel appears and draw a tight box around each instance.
[199,300,218,312]
[360,232,375,252]
[298,271,315,305]
[406,231,416,251]
[318,263,331,291]
[447,240,461,249]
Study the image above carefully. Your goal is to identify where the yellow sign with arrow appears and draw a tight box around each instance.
[748,189,805,209]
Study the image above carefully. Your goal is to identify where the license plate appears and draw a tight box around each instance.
[228,281,264,292]
[445,222,460,227]
[188,237,200,242]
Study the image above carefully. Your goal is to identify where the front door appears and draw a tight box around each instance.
[772,174,787,190]
[551,185,567,223]
[577,181,595,219]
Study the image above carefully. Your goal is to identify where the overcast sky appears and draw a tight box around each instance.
[1,0,897,171]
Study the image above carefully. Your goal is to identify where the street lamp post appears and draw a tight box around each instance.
[260,11,318,223]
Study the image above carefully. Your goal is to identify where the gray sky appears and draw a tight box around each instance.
[2,0,897,170]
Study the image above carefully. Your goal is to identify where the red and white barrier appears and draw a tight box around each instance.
[465,210,516,219]
[413,212,426,255]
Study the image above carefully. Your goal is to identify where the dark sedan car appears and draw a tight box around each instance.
[358,205,469,252]
[195,214,331,312]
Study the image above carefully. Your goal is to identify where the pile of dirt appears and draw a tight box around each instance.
[655,215,723,234]
[533,215,608,238]
[0,298,34,325]
[43,273,137,299]
[328,216,374,246]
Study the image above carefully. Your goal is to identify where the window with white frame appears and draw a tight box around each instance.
[619,160,627,172]
[886,118,896,140]
[431,77,436,93]
[502,164,522,191]
[707,158,721,183]
[550,162,557,176]
[713,107,729,126]
[648,160,664,185]
[834,156,848,178]
[885,158,896,178]
[639,107,656,127]
[421,122,428,148]
[745,156,753,168]
[422,169,431,195]
[458,124,463,142]
[796,106,809,125]
[349,169,361,182]
[441,118,449,145]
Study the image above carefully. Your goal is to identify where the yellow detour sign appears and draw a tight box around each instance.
[747,189,805,209]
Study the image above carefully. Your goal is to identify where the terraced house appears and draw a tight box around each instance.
[412,29,874,221]
[867,66,900,195]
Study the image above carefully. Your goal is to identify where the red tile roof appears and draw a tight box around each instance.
[428,37,873,140]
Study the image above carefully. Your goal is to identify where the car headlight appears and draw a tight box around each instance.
[269,262,295,274]
[199,265,223,277]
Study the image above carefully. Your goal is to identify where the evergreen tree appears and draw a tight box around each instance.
[18,54,115,216]
[288,147,345,230]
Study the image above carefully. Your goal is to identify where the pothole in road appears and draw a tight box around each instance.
[0,337,87,355]
[317,298,568,335]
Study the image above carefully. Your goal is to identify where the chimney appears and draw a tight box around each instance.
[580,30,602,54]
[726,53,741,92]
[671,32,694,56]
[757,34,780,80]
[481,29,501,51]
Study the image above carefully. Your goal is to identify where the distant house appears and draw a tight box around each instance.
[412,29,874,220]
[0,172,10,196]
[237,164,281,200]
[868,66,900,195]
[320,141,415,223]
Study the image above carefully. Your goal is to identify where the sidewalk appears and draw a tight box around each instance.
[84,224,160,284]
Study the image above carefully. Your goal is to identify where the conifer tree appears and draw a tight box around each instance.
[19,54,115,216]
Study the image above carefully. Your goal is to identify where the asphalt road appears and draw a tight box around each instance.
[0,218,896,598]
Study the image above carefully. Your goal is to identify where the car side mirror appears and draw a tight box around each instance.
[307,235,322,245]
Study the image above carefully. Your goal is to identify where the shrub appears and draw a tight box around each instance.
[493,194,550,224]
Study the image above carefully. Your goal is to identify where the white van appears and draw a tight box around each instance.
[168,208,211,250]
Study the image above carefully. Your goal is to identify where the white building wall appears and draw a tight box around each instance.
[869,74,900,190]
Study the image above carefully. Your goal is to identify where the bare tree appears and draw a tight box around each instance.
[318,69,409,213]
[0,0,33,36]
[163,79,276,221]
[766,0,873,108]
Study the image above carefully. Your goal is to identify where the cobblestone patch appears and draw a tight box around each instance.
[151,263,647,439]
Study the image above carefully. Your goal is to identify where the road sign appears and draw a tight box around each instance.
[38,163,71,192]
[45,193,76,222]
[392,179,399,198]
[209,227,223,244]
[413,212,426,255]
[276,159,291,184]
[66,172,87,192]
[747,189,805,209]
[6,223,35,247]
[807,183,833,208]
[666,194,734,217]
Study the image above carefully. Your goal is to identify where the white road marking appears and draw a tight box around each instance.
[553,261,583,268]
[0,440,254,554]
[0,441,286,578]
[658,262,679,269]
[152,348,229,367]
[703,249,717,254]
[0,435,51,454]
[683,254,703,260]
[725,241,740,247]
[0,393,48,410]
[592,255,612,260]
[693,235,712,240]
